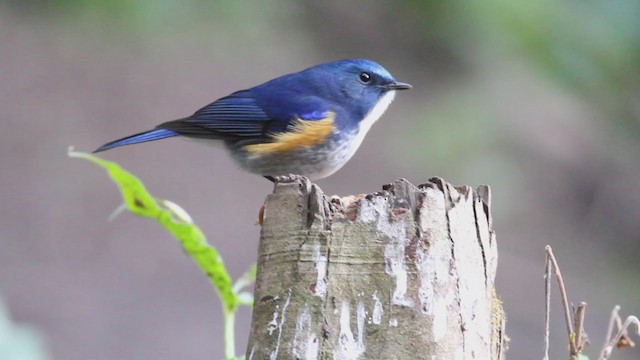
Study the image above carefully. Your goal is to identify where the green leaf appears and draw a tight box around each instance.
[68,148,239,312]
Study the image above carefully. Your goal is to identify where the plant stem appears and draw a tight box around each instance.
[223,308,236,360]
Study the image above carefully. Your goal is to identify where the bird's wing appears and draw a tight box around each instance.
[156,90,331,141]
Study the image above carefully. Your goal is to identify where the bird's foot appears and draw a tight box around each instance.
[272,173,309,184]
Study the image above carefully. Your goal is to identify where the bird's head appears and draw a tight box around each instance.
[309,59,411,122]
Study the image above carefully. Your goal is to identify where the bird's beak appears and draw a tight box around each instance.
[383,81,412,90]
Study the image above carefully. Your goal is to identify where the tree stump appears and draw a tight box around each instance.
[246,177,506,359]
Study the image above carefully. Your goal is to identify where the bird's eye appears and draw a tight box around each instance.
[359,72,371,83]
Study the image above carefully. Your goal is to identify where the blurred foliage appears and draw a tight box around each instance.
[462,0,640,132]
[0,298,49,360]
[382,0,640,135]
[6,0,296,36]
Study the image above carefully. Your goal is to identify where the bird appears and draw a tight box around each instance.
[95,59,411,181]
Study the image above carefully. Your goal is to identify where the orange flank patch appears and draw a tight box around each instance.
[244,113,335,157]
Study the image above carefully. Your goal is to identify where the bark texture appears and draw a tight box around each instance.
[246,176,506,360]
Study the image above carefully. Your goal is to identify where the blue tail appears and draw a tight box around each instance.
[94,128,179,153]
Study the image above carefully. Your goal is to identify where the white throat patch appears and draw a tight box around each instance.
[349,90,396,153]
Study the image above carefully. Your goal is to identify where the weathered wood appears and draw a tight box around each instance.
[246,176,506,359]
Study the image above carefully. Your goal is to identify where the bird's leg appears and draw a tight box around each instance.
[273,173,308,184]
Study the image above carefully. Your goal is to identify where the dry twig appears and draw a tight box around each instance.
[544,246,588,360]
[599,306,639,360]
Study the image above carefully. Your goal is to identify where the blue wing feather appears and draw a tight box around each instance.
[157,86,333,141]
[157,91,272,138]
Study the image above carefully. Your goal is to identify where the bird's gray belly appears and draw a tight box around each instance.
[226,132,358,181]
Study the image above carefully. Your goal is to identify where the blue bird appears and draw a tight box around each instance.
[95,59,411,181]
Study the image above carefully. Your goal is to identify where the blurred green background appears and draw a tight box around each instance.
[1,0,639,359]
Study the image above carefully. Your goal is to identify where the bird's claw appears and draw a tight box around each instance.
[273,173,308,184]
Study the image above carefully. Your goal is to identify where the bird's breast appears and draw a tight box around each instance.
[228,128,358,180]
